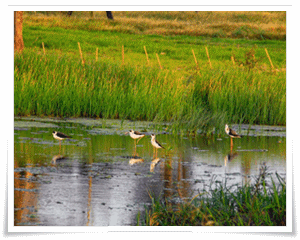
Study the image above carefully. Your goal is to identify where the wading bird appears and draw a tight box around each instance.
[150,134,164,157]
[52,131,72,146]
[126,130,145,147]
[225,124,241,149]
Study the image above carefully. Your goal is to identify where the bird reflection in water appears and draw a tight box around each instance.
[129,158,144,166]
[51,154,66,164]
[224,152,238,166]
[150,158,161,172]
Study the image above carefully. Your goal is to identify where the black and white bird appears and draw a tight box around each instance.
[150,134,164,157]
[225,124,241,138]
[225,124,241,148]
[52,131,72,145]
[126,130,145,145]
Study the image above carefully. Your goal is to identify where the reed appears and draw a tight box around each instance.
[139,167,286,226]
[14,49,286,134]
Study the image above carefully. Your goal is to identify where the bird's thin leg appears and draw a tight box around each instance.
[134,139,137,156]
[230,138,233,151]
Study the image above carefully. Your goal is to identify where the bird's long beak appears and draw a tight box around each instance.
[125,132,128,135]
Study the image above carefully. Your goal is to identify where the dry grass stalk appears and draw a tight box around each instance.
[156,53,163,70]
[205,46,212,69]
[77,42,84,65]
[265,48,274,69]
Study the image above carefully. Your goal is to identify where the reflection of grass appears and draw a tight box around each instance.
[139,166,286,226]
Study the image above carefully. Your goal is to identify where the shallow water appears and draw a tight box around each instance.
[14,117,286,226]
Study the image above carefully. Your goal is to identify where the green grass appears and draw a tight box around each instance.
[14,47,285,133]
[138,166,286,226]
[22,25,286,71]
[14,12,286,133]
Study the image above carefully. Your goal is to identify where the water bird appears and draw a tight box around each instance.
[151,134,164,157]
[225,124,241,149]
[125,130,145,147]
[52,131,72,145]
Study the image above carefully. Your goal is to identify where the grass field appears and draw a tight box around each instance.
[14,11,286,133]
[25,11,286,40]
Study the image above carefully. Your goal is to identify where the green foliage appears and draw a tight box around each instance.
[14,47,286,134]
[139,167,286,226]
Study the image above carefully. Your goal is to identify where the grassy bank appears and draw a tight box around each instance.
[25,11,286,40]
[23,12,286,72]
[14,12,286,133]
[14,48,285,133]
[138,166,286,226]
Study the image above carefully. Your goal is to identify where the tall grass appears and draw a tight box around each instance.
[139,166,286,226]
[14,48,285,133]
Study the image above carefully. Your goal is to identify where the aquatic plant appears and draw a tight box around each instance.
[139,166,286,226]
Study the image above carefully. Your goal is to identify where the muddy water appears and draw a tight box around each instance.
[14,117,286,226]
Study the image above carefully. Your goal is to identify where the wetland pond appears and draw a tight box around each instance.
[14,117,286,226]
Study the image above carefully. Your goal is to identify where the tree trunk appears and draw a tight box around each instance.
[14,11,24,53]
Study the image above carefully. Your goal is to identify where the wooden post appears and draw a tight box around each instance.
[231,56,235,65]
[96,48,98,62]
[14,11,24,53]
[156,53,163,70]
[265,48,274,69]
[205,46,212,69]
[144,46,150,65]
[42,42,46,55]
[78,42,84,65]
[122,45,124,65]
[192,49,199,70]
